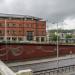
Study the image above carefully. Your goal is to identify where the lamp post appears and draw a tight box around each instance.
[56,19,59,72]
[54,17,59,69]
[47,17,59,69]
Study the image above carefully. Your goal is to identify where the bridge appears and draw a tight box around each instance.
[6,55,75,75]
[1,55,75,75]
[0,60,16,75]
[0,60,32,75]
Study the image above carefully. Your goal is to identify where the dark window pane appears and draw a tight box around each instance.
[27,31,33,41]
[41,37,45,42]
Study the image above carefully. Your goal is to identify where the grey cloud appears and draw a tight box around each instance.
[0,0,75,24]
[0,0,4,3]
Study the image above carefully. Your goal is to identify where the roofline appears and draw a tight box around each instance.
[0,13,42,20]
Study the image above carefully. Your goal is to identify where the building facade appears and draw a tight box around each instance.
[0,13,46,43]
[47,30,75,44]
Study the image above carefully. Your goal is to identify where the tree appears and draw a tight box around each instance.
[65,34,72,43]
[66,34,72,38]
[51,33,60,42]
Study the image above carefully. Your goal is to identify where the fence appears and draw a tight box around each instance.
[34,65,75,75]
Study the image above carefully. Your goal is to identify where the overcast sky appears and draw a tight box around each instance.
[0,0,75,30]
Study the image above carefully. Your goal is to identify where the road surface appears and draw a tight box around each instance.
[6,55,75,72]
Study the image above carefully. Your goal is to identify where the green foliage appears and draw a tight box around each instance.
[65,34,72,43]
[65,34,72,38]
[51,34,60,41]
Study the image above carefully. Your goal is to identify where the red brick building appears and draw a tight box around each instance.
[0,13,46,43]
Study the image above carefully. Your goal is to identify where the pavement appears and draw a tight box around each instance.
[7,54,75,67]
[5,55,75,72]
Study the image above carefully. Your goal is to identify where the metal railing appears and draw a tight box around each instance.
[34,65,75,75]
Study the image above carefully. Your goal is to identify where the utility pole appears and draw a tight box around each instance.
[56,17,59,74]
[57,20,59,66]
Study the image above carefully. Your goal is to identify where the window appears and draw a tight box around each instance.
[0,23,2,27]
[41,37,45,42]
[36,37,39,42]
[62,33,64,37]
[27,31,33,41]
[0,37,4,40]
[42,23,45,28]
[19,31,21,32]
[7,24,10,27]
[26,18,32,20]
[0,30,4,35]
[19,31,22,34]
[7,23,16,27]
[12,24,16,27]
[0,23,4,27]
[12,37,17,41]
[0,30,2,34]
[7,37,10,41]
[12,30,16,35]
[7,30,10,34]
[7,23,12,27]
[18,37,23,41]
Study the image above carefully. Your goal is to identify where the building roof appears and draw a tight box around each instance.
[0,13,42,20]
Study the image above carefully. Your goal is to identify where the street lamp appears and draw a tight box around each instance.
[54,17,59,70]
[54,20,59,74]
[47,17,59,69]
[56,19,59,72]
